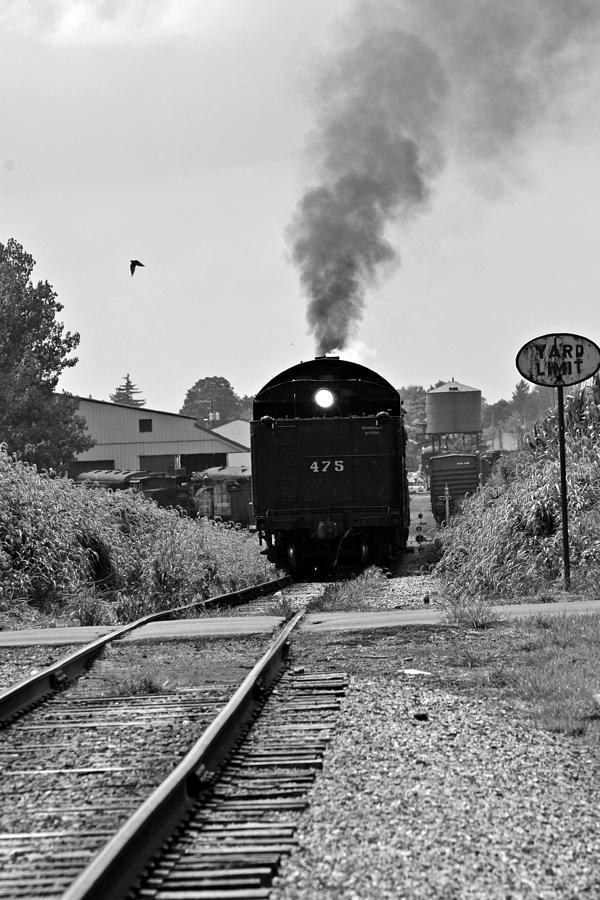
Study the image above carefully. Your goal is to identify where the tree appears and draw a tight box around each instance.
[110,374,146,407]
[0,238,93,470]
[399,384,426,424]
[482,381,557,431]
[237,395,254,421]
[399,385,429,470]
[511,379,531,418]
[482,398,510,428]
[529,384,556,421]
[180,376,242,426]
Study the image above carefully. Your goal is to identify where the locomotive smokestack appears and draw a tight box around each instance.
[289,1,600,354]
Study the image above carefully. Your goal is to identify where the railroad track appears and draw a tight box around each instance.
[223,581,327,617]
[131,665,346,899]
[0,576,292,726]
[0,578,344,899]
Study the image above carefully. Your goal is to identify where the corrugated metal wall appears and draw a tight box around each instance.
[75,399,243,473]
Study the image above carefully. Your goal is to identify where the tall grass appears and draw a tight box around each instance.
[436,377,600,605]
[308,567,389,612]
[0,448,275,624]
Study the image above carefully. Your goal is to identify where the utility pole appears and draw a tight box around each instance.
[199,400,220,426]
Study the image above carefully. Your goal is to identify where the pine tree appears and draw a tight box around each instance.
[110,374,146,407]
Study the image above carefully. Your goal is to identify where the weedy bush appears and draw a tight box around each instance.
[0,449,275,624]
[308,566,389,612]
[437,592,498,628]
[508,613,600,737]
[262,594,297,618]
[102,669,167,696]
[436,376,600,606]
[69,592,118,626]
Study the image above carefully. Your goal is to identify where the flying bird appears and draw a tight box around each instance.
[130,259,145,277]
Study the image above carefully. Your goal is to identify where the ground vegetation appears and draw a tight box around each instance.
[0,447,274,628]
[436,375,600,611]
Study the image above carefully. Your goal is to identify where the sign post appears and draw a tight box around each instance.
[516,333,600,590]
[556,385,570,587]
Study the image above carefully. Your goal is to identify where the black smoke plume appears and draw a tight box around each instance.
[288,29,447,354]
[289,1,600,354]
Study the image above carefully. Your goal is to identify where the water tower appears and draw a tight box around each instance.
[426,380,482,452]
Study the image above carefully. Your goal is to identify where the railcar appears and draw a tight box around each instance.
[191,465,252,526]
[76,469,195,515]
[251,356,409,575]
[429,453,480,524]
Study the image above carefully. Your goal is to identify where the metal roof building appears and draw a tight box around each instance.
[71,397,249,477]
[211,419,251,467]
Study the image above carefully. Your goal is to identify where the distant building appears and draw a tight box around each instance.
[70,397,249,477]
[211,419,251,467]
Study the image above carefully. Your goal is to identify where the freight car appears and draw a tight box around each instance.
[251,356,410,575]
[429,453,480,524]
[191,466,252,526]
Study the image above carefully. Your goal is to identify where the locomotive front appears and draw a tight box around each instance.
[251,356,409,575]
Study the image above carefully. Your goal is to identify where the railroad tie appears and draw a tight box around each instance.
[133,670,348,899]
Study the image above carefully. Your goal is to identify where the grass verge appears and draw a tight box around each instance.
[294,609,600,742]
[503,612,600,737]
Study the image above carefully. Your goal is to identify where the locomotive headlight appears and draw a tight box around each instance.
[314,388,335,409]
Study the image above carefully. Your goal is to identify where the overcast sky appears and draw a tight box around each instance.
[2,0,600,412]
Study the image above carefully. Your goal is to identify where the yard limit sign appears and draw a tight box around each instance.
[516,333,600,589]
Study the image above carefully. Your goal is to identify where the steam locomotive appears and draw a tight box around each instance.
[251,356,409,575]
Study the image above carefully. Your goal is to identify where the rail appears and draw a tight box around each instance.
[62,611,305,900]
[0,575,291,724]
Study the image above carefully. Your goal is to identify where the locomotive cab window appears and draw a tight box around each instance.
[139,419,153,433]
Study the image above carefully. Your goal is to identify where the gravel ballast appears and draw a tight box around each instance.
[271,632,600,900]
[0,646,80,692]
[354,572,438,610]
[4,565,600,898]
